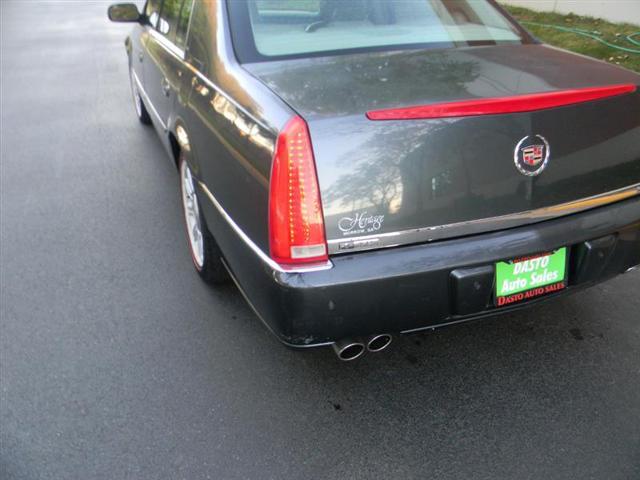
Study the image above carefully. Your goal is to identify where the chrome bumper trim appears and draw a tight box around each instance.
[328,183,640,255]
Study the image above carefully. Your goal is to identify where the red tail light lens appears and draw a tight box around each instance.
[269,116,328,265]
[366,84,637,120]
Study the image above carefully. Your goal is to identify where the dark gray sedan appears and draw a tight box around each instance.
[109,0,640,360]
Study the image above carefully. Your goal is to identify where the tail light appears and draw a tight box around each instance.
[269,116,328,265]
[366,84,638,120]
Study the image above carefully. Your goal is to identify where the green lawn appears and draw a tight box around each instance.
[503,5,640,73]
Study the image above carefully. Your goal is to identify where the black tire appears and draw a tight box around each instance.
[179,154,229,285]
[130,68,152,125]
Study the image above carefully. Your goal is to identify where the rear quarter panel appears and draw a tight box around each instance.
[175,0,293,253]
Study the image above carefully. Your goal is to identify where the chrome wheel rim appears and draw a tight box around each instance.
[180,161,204,268]
[131,74,142,118]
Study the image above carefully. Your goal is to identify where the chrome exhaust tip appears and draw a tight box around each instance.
[332,338,366,361]
[367,334,392,353]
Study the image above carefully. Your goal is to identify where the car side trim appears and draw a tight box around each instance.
[197,180,333,273]
[132,69,167,131]
[328,183,640,254]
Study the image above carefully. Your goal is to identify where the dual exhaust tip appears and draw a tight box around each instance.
[332,334,392,361]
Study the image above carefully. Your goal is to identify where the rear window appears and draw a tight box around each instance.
[227,0,528,62]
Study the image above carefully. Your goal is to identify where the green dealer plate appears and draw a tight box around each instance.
[495,248,568,307]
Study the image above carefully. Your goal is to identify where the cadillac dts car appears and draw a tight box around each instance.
[109,0,640,360]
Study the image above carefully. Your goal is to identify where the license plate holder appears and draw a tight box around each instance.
[495,248,568,307]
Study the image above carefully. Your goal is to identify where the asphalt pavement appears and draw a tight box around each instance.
[1,2,639,479]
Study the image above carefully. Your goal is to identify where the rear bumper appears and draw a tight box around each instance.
[203,192,640,347]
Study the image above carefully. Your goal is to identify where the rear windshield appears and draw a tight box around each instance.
[227,0,528,62]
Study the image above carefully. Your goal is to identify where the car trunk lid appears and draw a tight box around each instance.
[245,45,640,253]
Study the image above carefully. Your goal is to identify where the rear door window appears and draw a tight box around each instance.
[186,0,214,74]
[145,0,163,29]
[157,0,184,41]
[175,0,194,49]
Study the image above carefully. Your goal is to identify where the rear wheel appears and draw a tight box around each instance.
[130,68,151,125]
[179,154,228,284]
